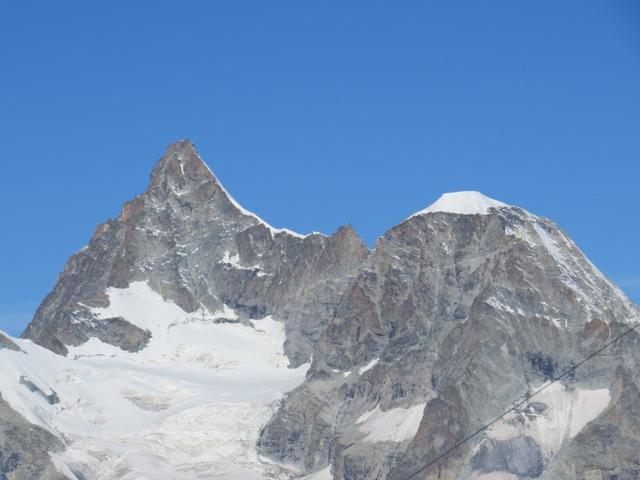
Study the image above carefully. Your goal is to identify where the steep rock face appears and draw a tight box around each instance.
[258,195,639,479]
[23,140,368,366]
[0,393,65,480]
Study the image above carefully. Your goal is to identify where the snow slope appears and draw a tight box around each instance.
[0,282,309,479]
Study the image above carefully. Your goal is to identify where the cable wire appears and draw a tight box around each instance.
[403,323,640,480]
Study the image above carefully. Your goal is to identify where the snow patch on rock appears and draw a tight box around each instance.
[356,403,426,443]
[219,252,269,277]
[358,358,379,375]
[471,472,519,480]
[487,382,610,458]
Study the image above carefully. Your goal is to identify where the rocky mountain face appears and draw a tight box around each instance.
[259,194,640,480]
[0,141,637,479]
[23,140,368,367]
[0,392,65,480]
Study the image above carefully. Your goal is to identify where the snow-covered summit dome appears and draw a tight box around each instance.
[410,191,509,217]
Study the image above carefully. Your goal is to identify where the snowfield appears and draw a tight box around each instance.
[0,282,309,479]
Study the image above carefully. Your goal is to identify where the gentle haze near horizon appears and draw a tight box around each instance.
[1,1,639,335]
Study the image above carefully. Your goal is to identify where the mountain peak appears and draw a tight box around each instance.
[146,140,312,239]
[410,191,509,217]
[148,140,215,192]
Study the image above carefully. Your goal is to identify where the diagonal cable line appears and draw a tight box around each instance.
[404,322,640,480]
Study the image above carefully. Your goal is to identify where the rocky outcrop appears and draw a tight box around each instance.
[0,393,65,480]
[18,376,60,405]
[0,332,21,352]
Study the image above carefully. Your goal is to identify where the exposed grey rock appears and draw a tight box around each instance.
[19,376,59,405]
[0,393,65,480]
[472,436,543,477]
[0,333,21,352]
[91,317,151,353]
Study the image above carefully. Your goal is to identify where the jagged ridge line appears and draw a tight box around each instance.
[403,323,640,480]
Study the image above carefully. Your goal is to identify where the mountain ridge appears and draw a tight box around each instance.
[2,140,638,479]
[22,140,369,366]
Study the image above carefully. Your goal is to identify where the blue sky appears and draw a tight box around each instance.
[1,1,639,336]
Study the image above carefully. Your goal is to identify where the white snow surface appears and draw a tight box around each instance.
[411,191,508,217]
[486,382,610,458]
[471,473,519,480]
[300,465,332,480]
[356,403,426,443]
[0,282,309,479]
[358,358,379,375]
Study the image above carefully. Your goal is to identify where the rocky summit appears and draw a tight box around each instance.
[0,141,638,480]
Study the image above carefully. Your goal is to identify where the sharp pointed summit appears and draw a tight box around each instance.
[148,139,217,195]
[146,140,311,238]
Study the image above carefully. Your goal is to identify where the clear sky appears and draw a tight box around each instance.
[1,1,639,336]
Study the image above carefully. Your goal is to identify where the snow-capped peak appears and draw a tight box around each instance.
[410,191,509,217]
